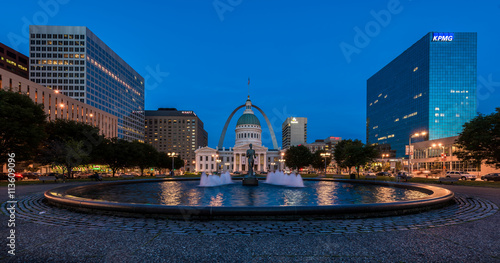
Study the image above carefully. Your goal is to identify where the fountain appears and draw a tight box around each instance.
[199,172,233,187]
[265,171,304,187]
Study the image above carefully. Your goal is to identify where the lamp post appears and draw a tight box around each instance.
[320,152,331,176]
[212,154,219,174]
[168,152,176,176]
[381,153,389,172]
[409,132,426,175]
[270,162,276,172]
[279,152,285,171]
[432,143,445,176]
[216,159,221,174]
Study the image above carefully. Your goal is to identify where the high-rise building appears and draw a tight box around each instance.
[0,42,28,79]
[282,117,307,149]
[145,108,208,172]
[367,32,477,157]
[29,25,145,142]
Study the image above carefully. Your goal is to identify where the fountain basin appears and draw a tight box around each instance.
[44,178,454,219]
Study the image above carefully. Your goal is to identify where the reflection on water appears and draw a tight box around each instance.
[75,181,429,207]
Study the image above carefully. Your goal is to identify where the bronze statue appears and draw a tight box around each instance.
[246,144,256,177]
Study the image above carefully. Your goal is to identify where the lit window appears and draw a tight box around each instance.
[435,107,439,111]
[413,67,418,72]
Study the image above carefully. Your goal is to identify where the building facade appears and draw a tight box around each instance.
[367,32,477,157]
[29,25,144,142]
[305,136,342,154]
[145,108,208,172]
[1,68,117,138]
[411,136,500,176]
[0,42,28,79]
[282,117,307,149]
[195,97,282,174]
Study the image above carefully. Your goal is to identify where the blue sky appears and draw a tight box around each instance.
[1,0,499,148]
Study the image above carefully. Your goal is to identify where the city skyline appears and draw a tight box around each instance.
[1,1,499,148]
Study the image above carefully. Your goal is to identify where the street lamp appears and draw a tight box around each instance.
[270,162,276,172]
[432,143,445,176]
[320,152,331,176]
[409,131,426,175]
[279,152,285,172]
[212,154,220,174]
[168,152,177,176]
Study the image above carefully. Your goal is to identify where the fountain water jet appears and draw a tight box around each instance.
[265,171,304,187]
[199,172,233,187]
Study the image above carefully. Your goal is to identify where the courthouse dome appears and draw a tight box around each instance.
[236,113,261,126]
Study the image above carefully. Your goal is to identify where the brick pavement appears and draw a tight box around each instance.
[2,192,497,236]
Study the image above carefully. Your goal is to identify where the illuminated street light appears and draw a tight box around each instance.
[409,131,426,175]
[168,152,177,176]
[320,152,331,176]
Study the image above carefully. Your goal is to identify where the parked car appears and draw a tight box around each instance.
[22,172,39,180]
[481,173,500,182]
[363,171,376,176]
[376,172,391,176]
[445,171,476,181]
[0,172,23,181]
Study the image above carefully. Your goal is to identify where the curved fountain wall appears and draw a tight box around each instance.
[44,178,455,219]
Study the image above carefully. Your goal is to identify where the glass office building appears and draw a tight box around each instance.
[29,25,145,142]
[367,32,477,157]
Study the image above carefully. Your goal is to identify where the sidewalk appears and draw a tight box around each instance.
[1,182,499,262]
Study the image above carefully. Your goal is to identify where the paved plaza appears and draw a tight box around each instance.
[1,182,499,262]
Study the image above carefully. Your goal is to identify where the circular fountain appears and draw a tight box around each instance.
[44,175,454,219]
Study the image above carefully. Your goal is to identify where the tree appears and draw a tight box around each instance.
[94,138,132,177]
[129,141,159,176]
[333,139,379,177]
[284,145,313,171]
[455,108,500,169]
[311,150,332,173]
[0,89,47,165]
[39,119,103,178]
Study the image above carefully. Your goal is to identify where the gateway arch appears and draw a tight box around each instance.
[218,104,279,150]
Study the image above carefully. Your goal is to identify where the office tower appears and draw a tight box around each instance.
[0,42,28,78]
[145,108,208,172]
[282,117,307,149]
[29,25,145,141]
[367,32,477,157]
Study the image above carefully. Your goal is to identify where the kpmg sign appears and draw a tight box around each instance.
[432,32,454,42]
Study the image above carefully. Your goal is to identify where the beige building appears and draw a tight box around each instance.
[1,68,117,138]
[411,136,500,176]
[145,108,208,172]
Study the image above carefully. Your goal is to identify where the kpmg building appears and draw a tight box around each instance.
[29,25,145,142]
[367,32,477,157]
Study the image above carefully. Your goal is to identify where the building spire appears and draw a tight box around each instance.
[247,77,250,99]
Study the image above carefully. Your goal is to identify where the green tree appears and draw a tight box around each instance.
[129,141,159,176]
[0,89,47,165]
[333,139,379,177]
[284,145,313,171]
[39,119,103,178]
[94,138,132,177]
[455,108,500,169]
[311,150,332,173]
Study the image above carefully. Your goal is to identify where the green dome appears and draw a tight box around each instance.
[237,113,261,126]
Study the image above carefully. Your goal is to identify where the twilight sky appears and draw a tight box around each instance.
[1,0,499,148]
